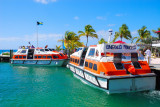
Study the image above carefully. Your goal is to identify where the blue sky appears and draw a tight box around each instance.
[0,0,160,49]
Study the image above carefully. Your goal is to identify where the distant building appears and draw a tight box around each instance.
[152,31,160,57]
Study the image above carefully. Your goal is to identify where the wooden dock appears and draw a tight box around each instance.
[150,64,160,70]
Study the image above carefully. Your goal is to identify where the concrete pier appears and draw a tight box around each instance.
[150,64,160,90]
[0,50,13,62]
[0,55,10,62]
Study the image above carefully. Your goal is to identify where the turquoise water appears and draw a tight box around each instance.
[0,63,160,107]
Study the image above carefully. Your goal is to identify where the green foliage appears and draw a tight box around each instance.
[152,28,160,33]
[78,25,98,46]
[112,24,132,42]
[58,31,83,52]
[2,52,10,55]
[98,38,107,44]
[132,26,151,44]
[56,45,61,51]
[141,37,158,44]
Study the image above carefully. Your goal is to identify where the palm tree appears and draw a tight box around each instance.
[152,28,160,39]
[132,26,151,44]
[98,38,107,44]
[78,25,98,46]
[56,45,61,51]
[152,28,160,33]
[58,31,83,53]
[112,24,132,42]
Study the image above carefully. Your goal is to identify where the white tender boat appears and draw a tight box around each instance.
[67,43,156,94]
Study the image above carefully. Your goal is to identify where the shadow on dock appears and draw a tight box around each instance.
[150,64,160,90]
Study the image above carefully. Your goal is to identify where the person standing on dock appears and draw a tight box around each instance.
[145,47,151,65]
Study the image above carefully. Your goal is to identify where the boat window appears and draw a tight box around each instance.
[35,56,37,59]
[131,53,138,62]
[89,63,93,69]
[21,50,26,53]
[85,62,88,67]
[72,58,74,62]
[70,58,72,61]
[88,48,95,56]
[96,50,99,56]
[53,55,59,59]
[47,56,52,59]
[40,49,44,52]
[45,49,49,51]
[59,53,63,57]
[15,56,18,59]
[75,59,77,63]
[132,62,141,69]
[19,56,22,59]
[113,53,122,63]
[93,64,97,71]
[76,48,82,52]
[38,56,42,58]
[49,48,55,51]
[81,48,88,59]
[77,59,79,64]
[114,63,124,70]
[43,56,46,58]
[23,56,26,59]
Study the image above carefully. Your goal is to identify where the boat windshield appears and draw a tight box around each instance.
[102,51,145,61]
[122,52,145,61]
[45,49,49,51]
[76,48,83,52]
[40,49,45,52]
[48,48,55,51]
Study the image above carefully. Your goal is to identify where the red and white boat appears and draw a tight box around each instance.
[67,43,156,94]
[11,47,69,66]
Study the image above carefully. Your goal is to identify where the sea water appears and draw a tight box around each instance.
[0,63,160,107]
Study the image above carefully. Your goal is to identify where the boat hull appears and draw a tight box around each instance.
[10,59,69,66]
[67,63,156,94]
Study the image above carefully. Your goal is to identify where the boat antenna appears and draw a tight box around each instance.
[108,29,113,43]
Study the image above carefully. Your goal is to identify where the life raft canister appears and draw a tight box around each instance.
[128,65,137,75]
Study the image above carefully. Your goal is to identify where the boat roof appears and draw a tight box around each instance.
[97,43,137,53]
[155,31,160,33]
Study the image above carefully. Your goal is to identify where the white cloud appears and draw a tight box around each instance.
[0,33,63,49]
[96,16,106,20]
[97,30,108,39]
[0,33,62,42]
[74,16,79,20]
[107,24,115,27]
[34,0,57,4]
[96,30,115,42]
[131,30,138,36]
[115,14,123,17]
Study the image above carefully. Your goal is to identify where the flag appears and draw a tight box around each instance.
[62,40,65,49]
[37,21,43,25]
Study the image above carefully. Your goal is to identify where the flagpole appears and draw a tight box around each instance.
[62,36,63,52]
[36,22,38,48]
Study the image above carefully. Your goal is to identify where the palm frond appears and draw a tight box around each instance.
[112,32,119,42]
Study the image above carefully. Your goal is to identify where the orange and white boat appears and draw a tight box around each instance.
[67,43,156,94]
[11,47,69,66]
